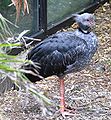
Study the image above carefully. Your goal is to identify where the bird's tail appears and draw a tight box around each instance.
[21,62,43,82]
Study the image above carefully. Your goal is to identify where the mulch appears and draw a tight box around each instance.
[0,3,111,120]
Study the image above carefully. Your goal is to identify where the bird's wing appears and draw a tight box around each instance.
[27,32,88,75]
[64,43,88,74]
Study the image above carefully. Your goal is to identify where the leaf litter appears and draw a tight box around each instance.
[0,3,111,120]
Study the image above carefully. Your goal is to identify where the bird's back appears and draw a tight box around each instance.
[26,31,97,81]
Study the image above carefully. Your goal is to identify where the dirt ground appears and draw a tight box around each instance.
[0,3,111,120]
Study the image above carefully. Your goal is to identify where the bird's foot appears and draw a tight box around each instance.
[61,111,75,118]
[60,107,76,118]
[52,106,76,118]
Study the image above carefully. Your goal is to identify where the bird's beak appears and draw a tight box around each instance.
[89,19,95,27]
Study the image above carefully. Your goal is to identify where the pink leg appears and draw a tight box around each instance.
[60,78,65,113]
[59,78,75,117]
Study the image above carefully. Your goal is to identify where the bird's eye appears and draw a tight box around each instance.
[86,19,89,21]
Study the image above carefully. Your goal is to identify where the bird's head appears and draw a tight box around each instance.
[73,13,95,33]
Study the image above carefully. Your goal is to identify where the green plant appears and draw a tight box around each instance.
[0,13,18,40]
[0,14,52,107]
[0,43,52,105]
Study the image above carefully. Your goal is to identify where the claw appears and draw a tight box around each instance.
[61,111,75,118]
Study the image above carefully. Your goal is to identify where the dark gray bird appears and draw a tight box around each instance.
[24,13,98,116]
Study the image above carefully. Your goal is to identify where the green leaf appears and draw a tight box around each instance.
[0,59,25,63]
[0,64,17,72]
[0,53,16,58]
[0,43,21,47]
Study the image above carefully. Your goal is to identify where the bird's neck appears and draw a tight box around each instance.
[78,27,91,34]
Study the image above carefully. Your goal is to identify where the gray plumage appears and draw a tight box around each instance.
[24,13,98,82]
